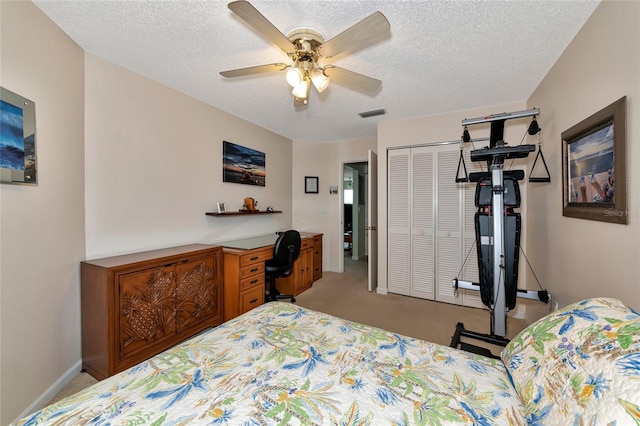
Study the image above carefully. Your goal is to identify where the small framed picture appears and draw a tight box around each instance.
[216,202,227,213]
[305,176,319,194]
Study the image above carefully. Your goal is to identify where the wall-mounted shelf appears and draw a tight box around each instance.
[205,210,282,217]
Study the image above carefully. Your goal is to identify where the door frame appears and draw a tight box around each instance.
[339,159,368,274]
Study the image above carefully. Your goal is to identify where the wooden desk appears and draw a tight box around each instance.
[221,232,322,321]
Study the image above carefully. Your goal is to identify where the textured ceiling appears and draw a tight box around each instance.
[33,0,599,143]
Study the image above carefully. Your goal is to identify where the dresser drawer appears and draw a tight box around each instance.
[240,285,264,315]
[301,238,313,250]
[239,248,272,267]
[239,262,264,279]
[240,273,264,291]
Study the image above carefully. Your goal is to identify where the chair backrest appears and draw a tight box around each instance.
[272,230,301,272]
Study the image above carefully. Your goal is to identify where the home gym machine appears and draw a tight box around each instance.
[450,108,551,358]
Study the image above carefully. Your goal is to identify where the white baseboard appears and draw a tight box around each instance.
[13,359,83,424]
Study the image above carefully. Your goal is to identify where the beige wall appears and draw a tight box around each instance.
[84,55,292,259]
[525,0,640,320]
[2,3,294,422]
[1,2,85,423]
[4,0,639,422]
[292,138,376,272]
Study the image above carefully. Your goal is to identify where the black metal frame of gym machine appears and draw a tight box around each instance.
[450,108,551,358]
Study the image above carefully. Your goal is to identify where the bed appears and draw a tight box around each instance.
[17,297,640,425]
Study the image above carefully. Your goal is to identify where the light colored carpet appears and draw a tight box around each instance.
[49,255,526,404]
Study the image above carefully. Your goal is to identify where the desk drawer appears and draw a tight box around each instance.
[239,262,264,279]
[240,285,264,315]
[301,238,313,250]
[240,274,264,291]
[239,248,272,267]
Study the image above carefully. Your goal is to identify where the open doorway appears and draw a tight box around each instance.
[343,162,368,272]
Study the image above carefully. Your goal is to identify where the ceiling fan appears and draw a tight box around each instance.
[220,0,390,106]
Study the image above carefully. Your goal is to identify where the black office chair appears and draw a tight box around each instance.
[265,230,301,303]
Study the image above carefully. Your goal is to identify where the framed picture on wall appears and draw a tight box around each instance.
[0,86,37,184]
[222,141,266,186]
[305,176,318,194]
[562,96,627,224]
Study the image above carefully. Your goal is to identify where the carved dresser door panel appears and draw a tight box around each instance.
[118,267,177,359]
[175,256,220,333]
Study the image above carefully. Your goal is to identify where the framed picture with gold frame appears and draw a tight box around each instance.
[562,96,627,224]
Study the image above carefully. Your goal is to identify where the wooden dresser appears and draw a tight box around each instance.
[80,244,224,380]
[222,232,323,321]
[222,244,271,321]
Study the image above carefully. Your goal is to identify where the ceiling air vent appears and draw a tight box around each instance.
[358,108,386,118]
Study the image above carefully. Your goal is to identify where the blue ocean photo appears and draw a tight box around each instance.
[0,99,25,171]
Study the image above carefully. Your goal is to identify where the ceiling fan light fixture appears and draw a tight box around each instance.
[286,67,304,87]
[292,79,310,99]
[311,70,329,93]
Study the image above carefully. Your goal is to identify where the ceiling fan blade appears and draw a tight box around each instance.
[323,66,381,93]
[318,11,390,58]
[228,1,296,53]
[220,63,288,78]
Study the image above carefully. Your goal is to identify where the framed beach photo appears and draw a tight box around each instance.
[562,96,627,224]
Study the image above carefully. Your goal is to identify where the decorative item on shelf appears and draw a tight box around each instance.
[216,202,227,213]
[266,206,274,212]
[242,197,258,212]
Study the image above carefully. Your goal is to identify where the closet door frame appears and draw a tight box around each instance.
[387,142,487,307]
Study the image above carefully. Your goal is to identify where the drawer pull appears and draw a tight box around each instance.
[250,268,259,273]
[250,279,258,284]
[250,256,258,261]
[250,298,258,304]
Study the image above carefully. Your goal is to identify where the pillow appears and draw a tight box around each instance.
[501,297,640,425]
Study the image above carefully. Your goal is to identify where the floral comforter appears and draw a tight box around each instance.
[18,302,526,425]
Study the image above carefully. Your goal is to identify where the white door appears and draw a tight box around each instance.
[434,148,462,304]
[387,144,484,307]
[387,149,411,295]
[410,148,435,299]
[367,150,378,292]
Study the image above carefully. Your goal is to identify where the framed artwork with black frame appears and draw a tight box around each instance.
[562,96,627,224]
[305,176,318,194]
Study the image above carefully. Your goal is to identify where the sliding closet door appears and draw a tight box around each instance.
[387,149,410,296]
[410,148,435,299]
